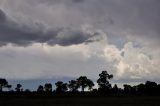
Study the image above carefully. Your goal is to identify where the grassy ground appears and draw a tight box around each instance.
[0,96,160,106]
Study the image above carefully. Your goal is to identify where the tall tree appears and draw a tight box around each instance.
[44,83,52,92]
[55,81,68,93]
[77,76,94,92]
[68,80,79,92]
[123,84,132,93]
[15,84,23,92]
[145,81,157,94]
[87,79,94,91]
[112,84,119,93]
[136,83,145,93]
[97,71,113,92]
[0,78,8,92]
[37,85,44,92]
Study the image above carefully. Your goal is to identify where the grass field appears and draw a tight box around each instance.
[0,96,160,106]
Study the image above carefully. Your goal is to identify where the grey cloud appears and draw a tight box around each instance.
[0,0,160,83]
[0,9,100,46]
[52,28,100,46]
[33,0,84,6]
[0,9,6,22]
[72,0,84,3]
[3,0,160,42]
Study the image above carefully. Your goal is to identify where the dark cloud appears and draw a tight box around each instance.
[35,0,84,6]
[0,9,6,22]
[0,9,99,47]
[72,0,84,3]
[50,28,100,46]
[0,0,160,82]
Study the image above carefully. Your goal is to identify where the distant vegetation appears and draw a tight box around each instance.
[1,71,160,96]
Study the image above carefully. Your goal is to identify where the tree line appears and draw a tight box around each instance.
[1,71,160,96]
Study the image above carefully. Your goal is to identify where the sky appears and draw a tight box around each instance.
[0,0,160,89]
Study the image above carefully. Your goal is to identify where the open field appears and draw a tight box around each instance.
[0,96,160,106]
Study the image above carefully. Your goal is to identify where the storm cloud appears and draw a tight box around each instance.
[0,0,159,47]
[0,9,100,46]
[0,0,160,83]
[0,9,6,21]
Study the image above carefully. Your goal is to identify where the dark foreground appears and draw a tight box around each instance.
[0,95,160,106]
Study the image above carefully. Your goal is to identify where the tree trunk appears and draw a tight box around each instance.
[82,87,84,92]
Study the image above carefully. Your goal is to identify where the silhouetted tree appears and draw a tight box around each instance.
[122,81,160,95]
[145,81,157,94]
[77,76,94,92]
[0,78,8,92]
[123,84,136,94]
[2,72,160,96]
[68,80,79,92]
[37,85,44,92]
[25,89,31,93]
[112,84,119,93]
[157,84,160,94]
[136,83,145,94]
[15,84,23,92]
[87,79,94,91]
[97,71,113,93]
[55,81,68,93]
[44,83,52,92]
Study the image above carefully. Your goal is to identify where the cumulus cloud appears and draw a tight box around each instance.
[104,42,160,82]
